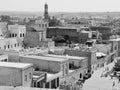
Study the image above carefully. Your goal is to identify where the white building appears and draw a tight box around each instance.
[8,24,26,43]
[0,62,33,87]
[0,54,8,62]
[0,38,22,50]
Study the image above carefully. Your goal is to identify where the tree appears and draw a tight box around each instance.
[113,60,120,72]
[49,16,62,26]
[1,15,10,22]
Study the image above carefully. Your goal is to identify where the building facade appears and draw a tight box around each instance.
[0,54,8,62]
[8,24,26,43]
[0,62,33,87]
[24,19,52,48]
[0,38,22,50]
[47,27,80,43]
[19,55,69,76]
[64,46,97,74]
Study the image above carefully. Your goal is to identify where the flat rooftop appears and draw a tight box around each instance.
[47,73,54,78]
[48,26,79,30]
[109,38,120,41]
[45,54,86,60]
[66,46,97,52]
[96,52,106,57]
[69,70,75,73]
[0,62,33,70]
[44,54,67,59]
[20,55,68,63]
[16,87,61,90]
[0,54,8,56]
[0,86,62,90]
[67,55,87,60]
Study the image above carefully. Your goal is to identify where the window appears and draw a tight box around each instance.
[4,59,7,62]
[39,24,41,27]
[15,34,17,37]
[8,45,10,49]
[20,33,22,37]
[18,43,19,47]
[115,45,117,50]
[42,24,44,28]
[62,64,64,76]
[29,73,31,79]
[23,33,24,37]
[25,75,27,82]
[10,34,11,37]
[4,45,6,49]
[45,24,47,28]
[12,34,14,37]
[14,44,16,47]
[80,73,82,78]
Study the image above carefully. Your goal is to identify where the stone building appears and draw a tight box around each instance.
[94,43,112,64]
[112,38,120,57]
[8,24,26,44]
[60,56,88,86]
[41,54,88,86]
[0,54,8,62]
[78,30,92,43]
[64,46,97,74]
[19,55,69,89]
[47,27,101,44]
[19,55,69,76]
[90,26,113,40]
[109,39,119,63]
[0,62,33,87]
[24,30,54,50]
[0,38,22,50]
[24,19,54,49]
[0,22,9,38]
[0,47,49,62]
[0,86,62,90]
[47,27,80,43]
[95,52,107,70]
[32,70,61,89]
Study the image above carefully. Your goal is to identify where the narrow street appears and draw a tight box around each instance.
[83,63,120,90]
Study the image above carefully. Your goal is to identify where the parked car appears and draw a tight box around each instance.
[83,73,91,79]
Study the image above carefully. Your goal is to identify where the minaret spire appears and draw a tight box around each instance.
[44,2,49,20]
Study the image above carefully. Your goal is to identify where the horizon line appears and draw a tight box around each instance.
[0,10,120,13]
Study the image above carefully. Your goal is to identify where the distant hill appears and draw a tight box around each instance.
[0,11,120,18]
[50,12,120,18]
[0,11,43,17]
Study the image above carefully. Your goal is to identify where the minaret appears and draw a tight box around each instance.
[44,3,49,20]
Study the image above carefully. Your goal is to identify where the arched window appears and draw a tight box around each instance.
[80,73,82,79]
[23,33,24,37]
[12,34,14,37]
[20,33,22,37]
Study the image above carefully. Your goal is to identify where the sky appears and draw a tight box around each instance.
[0,0,120,12]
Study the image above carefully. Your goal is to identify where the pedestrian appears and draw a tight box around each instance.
[118,78,120,83]
[112,81,115,87]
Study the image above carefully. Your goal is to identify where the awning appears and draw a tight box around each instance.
[96,52,106,57]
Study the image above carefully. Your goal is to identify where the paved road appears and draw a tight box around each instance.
[83,63,120,90]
